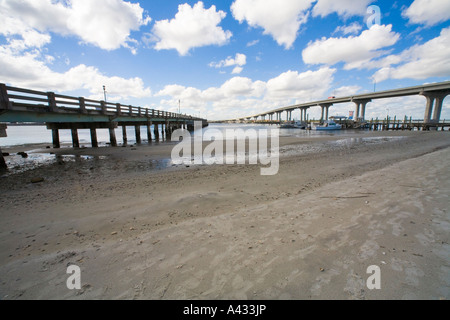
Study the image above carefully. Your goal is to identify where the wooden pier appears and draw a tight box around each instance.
[0,83,208,169]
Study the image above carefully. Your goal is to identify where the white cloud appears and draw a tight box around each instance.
[372,27,450,82]
[333,22,363,36]
[0,0,151,52]
[247,40,260,47]
[210,53,247,74]
[151,2,232,56]
[302,25,401,70]
[231,0,314,49]
[155,67,336,120]
[312,0,373,18]
[332,85,362,97]
[0,45,151,100]
[403,0,450,26]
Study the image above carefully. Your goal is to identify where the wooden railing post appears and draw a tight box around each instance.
[47,92,58,112]
[0,84,11,110]
[79,97,87,114]
[101,101,107,115]
[116,103,122,116]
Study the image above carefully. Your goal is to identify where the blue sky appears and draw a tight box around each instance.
[1,0,449,120]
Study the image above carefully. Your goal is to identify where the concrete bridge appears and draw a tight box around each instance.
[233,81,450,125]
[0,83,208,169]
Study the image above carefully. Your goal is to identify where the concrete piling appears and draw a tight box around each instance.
[91,128,98,148]
[52,129,60,149]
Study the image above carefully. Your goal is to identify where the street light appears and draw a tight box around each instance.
[103,85,107,102]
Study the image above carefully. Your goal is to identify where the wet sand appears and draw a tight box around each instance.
[0,130,449,299]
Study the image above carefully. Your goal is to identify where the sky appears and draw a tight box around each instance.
[1,0,449,121]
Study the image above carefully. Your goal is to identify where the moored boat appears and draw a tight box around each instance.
[312,121,342,131]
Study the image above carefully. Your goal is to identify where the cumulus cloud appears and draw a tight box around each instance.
[403,0,450,26]
[302,24,401,70]
[0,0,151,52]
[372,27,450,82]
[312,0,373,18]
[333,23,363,36]
[231,0,314,49]
[150,2,232,56]
[155,67,336,120]
[210,53,247,74]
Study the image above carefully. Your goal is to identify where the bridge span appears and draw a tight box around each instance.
[0,83,208,169]
[235,81,450,124]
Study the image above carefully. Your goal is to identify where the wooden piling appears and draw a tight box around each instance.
[154,123,159,141]
[147,122,152,143]
[52,129,60,148]
[90,128,98,148]
[0,147,6,169]
[71,128,80,148]
[109,127,117,147]
[135,125,141,144]
[122,126,127,145]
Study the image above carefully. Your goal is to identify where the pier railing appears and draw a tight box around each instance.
[0,83,203,121]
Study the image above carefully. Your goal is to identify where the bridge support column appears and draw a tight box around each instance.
[109,127,117,147]
[154,123,160,141]
[91,128,98,148]
[52,129,60,149]
[352,99,371,121]
[421,91,449,124]
[122,126,127,145]
[320,104,332,122]
[0,147,6,170]
[147,121,152,143]
[71,128,79,148]
[135,125,141,144]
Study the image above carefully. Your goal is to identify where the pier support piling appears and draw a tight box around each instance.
[90,128,98,148]
[135,125,141,144]
[122,126,127,145]
[109,127,117,147]
[0,147,6,170]
[421,90,449,124]
[52,129,60,149]
[154,123,160,141]
[147,122,152,143]
[71,128,79,148]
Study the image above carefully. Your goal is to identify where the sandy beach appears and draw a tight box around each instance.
[0,130,449,300]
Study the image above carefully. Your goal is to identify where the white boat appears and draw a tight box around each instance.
[312,121,342,131]
[279,121,306,129]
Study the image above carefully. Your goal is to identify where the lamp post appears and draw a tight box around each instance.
[103,85,107,102]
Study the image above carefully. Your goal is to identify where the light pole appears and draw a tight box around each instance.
[103,85,107,102]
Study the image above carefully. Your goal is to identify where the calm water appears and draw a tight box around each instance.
[0,123,368,147]
[1,124,400,176]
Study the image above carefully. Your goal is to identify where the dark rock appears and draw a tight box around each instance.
[31,177,45,184]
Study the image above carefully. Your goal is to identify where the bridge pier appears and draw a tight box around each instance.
[135,125,141,144]
[352,99,371,121]
[122,126,127,145]
[0,124,6,169]
[422,91,449,125]
[0,148,6,170]
[71,128,80,148]
[319,104,332,122]
[147,121,152,142]
[154,123,160,141]
[52,129,60,149]
[109,127,117,147]
[91,128,99,148]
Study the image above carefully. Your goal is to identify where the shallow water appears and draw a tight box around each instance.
[0,124,404,176]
